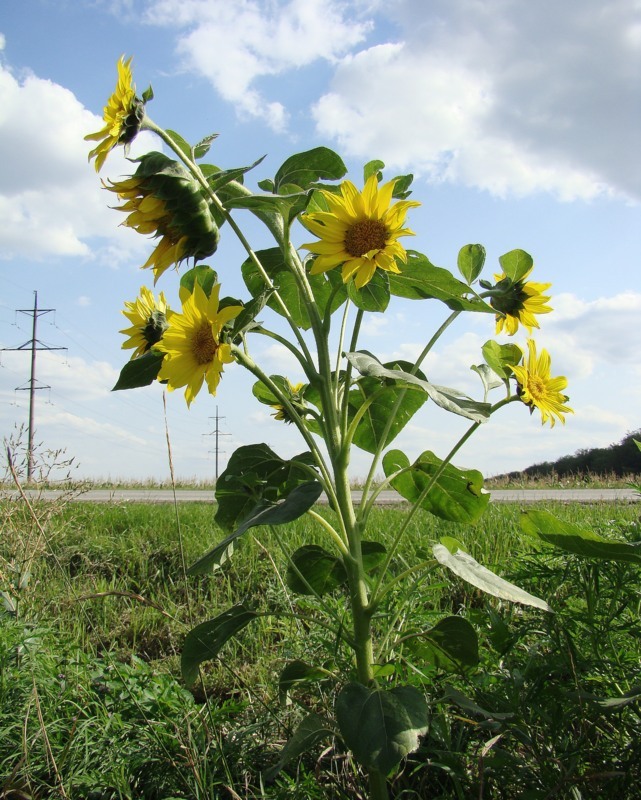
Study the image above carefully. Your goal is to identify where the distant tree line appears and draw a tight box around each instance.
[505,429,641,479]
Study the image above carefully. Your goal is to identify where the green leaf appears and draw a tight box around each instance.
[482,340,522,380]
[347,360,428,453]
[439,686,514,721]
[520,510,641,563]
[383,450,490,524]
[214,443,317,532]
[415,616,479,672]
[112,350,164,391]
[263,713,334,782]
[181,604,258,687]
[346,351,491,423]
[361,541,387,573]
[278,660,329,704]
[364,159,385,182]
[457,244,486,284]
[388,251,494,313]
[286,545,347,596]
[192,133,218,160]
[165,129,192,160]
[471,364,503,398]
[346,269,390,312]
[390,173,414,199]
[189,481,323,575]
[141,84,154,103]
[335,683,429,774]
[273,147,347,192]
[180,264,218,298]
[498,248,533,283]
[432,542,551,611]
[207,156,266,191]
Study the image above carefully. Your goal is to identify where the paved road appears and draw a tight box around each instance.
[2,487,639,504]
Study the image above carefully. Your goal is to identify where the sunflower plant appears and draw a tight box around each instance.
[90,58,575,800]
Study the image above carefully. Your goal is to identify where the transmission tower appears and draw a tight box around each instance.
[1,291,67,481]
[205,406,231,482]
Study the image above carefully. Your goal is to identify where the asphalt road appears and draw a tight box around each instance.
[2,487,639,504]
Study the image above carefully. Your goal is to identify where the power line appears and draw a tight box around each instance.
[204,406,231,482]
[0,291,67,481]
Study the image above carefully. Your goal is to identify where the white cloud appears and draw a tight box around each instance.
[313,0,640,200]
[145,0,371,130]
[0,61,157,262]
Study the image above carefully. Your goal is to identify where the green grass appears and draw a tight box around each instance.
[2,496,640,798]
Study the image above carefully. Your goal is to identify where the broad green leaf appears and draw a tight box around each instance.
[414,616,479,672]
[192,133,218,160]
[189,481,323,575]
[457,244,486,284]
[576,685,641,710]
[482,340,522,380]
[273,146,347,192]
[335,683,429,774]
[364,159,385,182]
[361,540,387,573]
[520,510,641,563]
[345,351,491,423]
[346,268,390,312]
[180,264,218,298]
[263,713,334,782]
[215,443,317,532]
[347,360,428,453]
[471,364,503,398]
[207,156,266,191]
[165,129,192,159]
[388,251,493,313]
[383,450,490,524]
[390,173,414,199]
[286,544,347,596]
[181,604,258,687]
[242,248,345,330]
[112,350,164,391]
[439,686,514,720]
[278,660,329,704]
[432,543,551,611]
[498,248,533,283]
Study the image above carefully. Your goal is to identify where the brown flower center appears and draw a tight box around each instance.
[344,219,388,257]
[191,324,218,365]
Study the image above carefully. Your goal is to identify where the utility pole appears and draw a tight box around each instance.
[1,291,66,482]
[205,406,231,482]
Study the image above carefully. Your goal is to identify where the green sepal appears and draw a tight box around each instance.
[181,604,258,687]
[383,450,490,523]
[346,269,390,312]
[498,248,533,282]
[112,350,164,391]
[520,509,641,563]
[388,251,494,313]
[286,545,347,596]
[482,340,523,380]
[457,244,486,284]
[335,683,429,774]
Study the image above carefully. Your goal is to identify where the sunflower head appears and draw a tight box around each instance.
[490,268,552,336]
[300,174,420,289]
[120,286,171,359]
[510,339,573,427]
[105,152,220,282]
[155,282,242,407]
[270,381,307,423]
[85,56,147,172]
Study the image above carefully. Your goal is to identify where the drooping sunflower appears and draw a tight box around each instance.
[300,175,420,289]
[155,282,242,406]
[120,286,171,359]
[491,269,552,336]
[85,56,145,172]
[510,339,573,427]
[270,381,306,423]
[105,152,220,282]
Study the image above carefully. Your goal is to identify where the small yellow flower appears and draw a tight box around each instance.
[491,269,552,335]
[300,175,420,289]
[105,153,220,282]
[120,286,171,359]
[271,381,306,423]
[510,339,573,427]
[85,56,144,172]
[155,282,242,407]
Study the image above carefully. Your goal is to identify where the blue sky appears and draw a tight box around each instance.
[0,0,639,483]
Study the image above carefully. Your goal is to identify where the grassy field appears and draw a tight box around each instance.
[1,493,640,799]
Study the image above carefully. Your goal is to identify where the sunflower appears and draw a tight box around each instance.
[120,286,171,359]
[300,175,420,289]
[491,269,552,335]
[85,56,145,172]
[155,282,242,406]
[105,153,220,282]
[510,339,573,427]
[270,381,306,423]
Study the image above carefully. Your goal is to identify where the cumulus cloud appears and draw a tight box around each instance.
[313,0,640,200]
[144,0,371,130]
[0,61,156,262]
